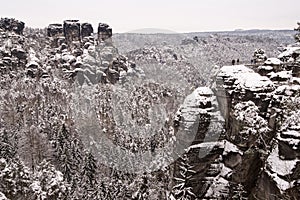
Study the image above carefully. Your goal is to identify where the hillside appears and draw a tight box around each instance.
[0,18,299,200]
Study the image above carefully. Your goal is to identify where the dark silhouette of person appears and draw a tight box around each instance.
[237,59,239,64]
[232,59,235,65]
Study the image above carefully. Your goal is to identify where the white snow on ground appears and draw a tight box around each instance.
[275,84,300,95]
[266,144,298,177]
[266,144,298,191]
[278,131,300,150]
[182,87,212,109]
[223,140,243,156]
[0,192,8,200]
[264,58,282,65]
[291,77,300,84]
[266,171,294,192]
[278,46,300,59]
[258,65,273,71]
[187,141,224,152]
[281,130,300,138]
[194,87,214,96]
[219,65,274,91]
[187,140,242,156]
[219,163,232,178]
[268,71,292,80]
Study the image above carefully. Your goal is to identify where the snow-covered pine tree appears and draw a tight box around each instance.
[0,158,32,199]
[172,154,196,200]
[81,151,98,188]
[0,129,17,161]
[31,160,69,200]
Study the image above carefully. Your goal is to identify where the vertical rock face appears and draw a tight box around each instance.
[47,21,113,44]
[81,23,93,38]
[46,24,63,37]
[63,20,81,43]
[0,18,25,35]
[98,23,112,41]
[209,61,299,199]
[174,56,300,199]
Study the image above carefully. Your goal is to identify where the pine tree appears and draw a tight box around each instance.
[231,183,248,200]
[0,129,18,161]
[0,158,32,199]
[172,154,196,200]
[53,124,74,182]
[81,152,98,188]
[32,160,69,200]
[54,124,71,161]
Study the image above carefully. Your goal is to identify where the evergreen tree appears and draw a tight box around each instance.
[0,129,18,161]
[172,154,196,200]
[81,152,98,188]
[0,158,32,199]
[32,160,69,200]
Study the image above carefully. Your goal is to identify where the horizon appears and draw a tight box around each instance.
[1,0,299,33]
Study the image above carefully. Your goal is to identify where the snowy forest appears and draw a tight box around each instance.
[0,17,300,200]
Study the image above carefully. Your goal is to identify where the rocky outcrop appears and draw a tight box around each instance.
[98,23,112,42]
[211,53,299,198]
[63,20,81,43]
[0,21,27,73]
[46,23,63,37]
[47,20,113,45]
[173,87,230,199]
[81,23,93,38]
[174,50,300,199]
[0,18,25,35]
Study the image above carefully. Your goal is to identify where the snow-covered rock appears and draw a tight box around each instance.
[264,57,282,66]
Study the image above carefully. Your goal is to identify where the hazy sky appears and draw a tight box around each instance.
[1,0,300,33]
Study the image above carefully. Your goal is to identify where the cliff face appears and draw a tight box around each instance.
[177,52,300,198]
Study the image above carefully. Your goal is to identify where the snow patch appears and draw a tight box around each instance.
[268,71,292,80]
[266,171,294,192]
[278,47,300,59]
[264,58,282,65]
[223,140,243,156]
[219,65,274,91]
[258,65,273,71]
[0,192,8,200]
[266,144,298,177]
[187,141,224,152]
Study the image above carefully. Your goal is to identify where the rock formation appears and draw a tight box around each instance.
[81,23,93,38]
[98,23,112,42]
[172,42,300,199]
[46,23,63,37]
[0,18,24,35]
[63,20,81,43]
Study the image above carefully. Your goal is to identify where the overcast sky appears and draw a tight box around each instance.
[1,0,300,33]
